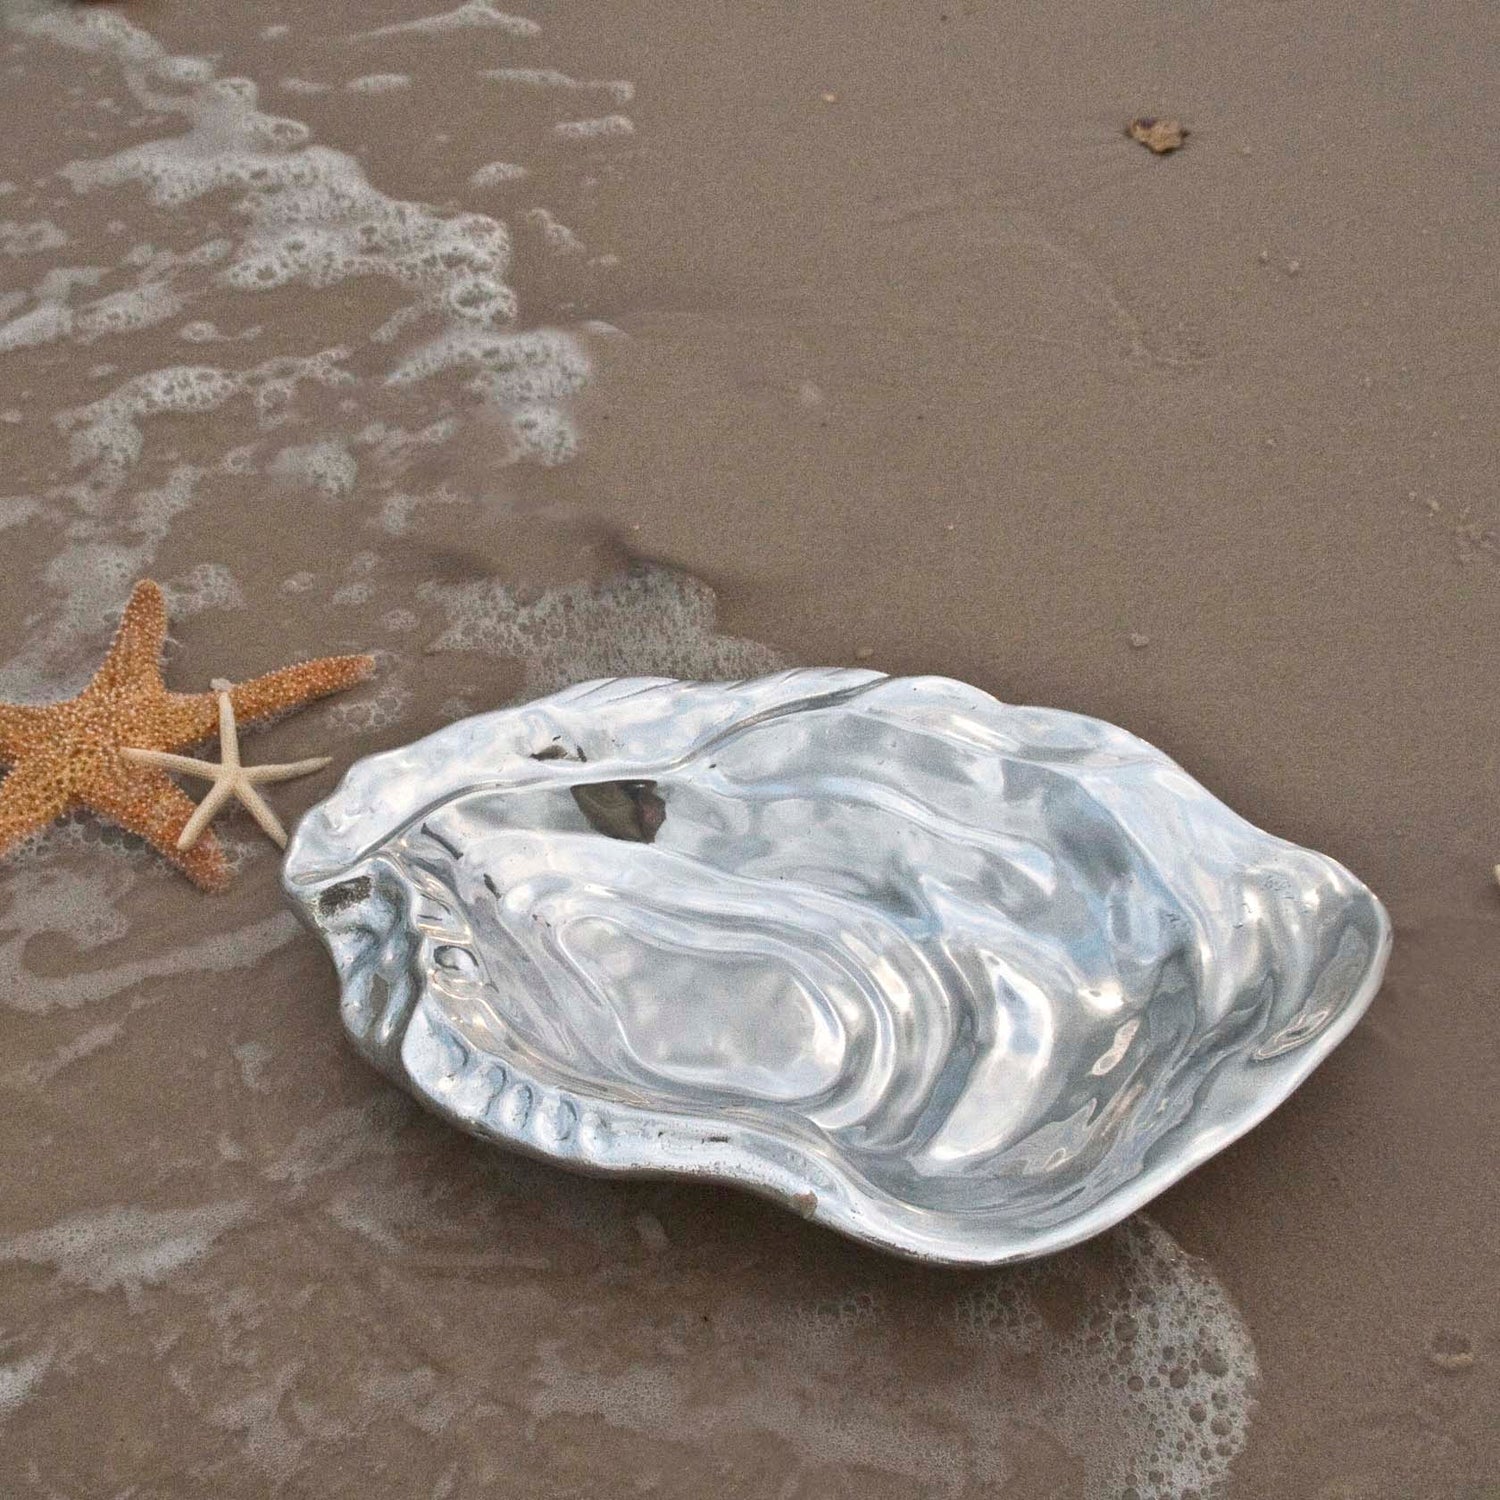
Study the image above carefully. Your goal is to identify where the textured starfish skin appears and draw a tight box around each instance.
[0,581,374,890]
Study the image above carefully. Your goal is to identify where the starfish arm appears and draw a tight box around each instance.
[178,776,236,851]
[216,691,240,769]
[244,756,332,784]
[82,763,232,890]
[235,780,289,848]
[145,691,220,752]
[120,748,219,779]
[228,655,375,730]
[0,760,71,859]
[0,704,51,764]
[92,580,170,696]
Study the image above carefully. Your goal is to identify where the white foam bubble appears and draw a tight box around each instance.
[526,1215,1254,1499]
[0,218,69,256]
[241,347,356,426]
[354,415,458,466]
[126,464,201,545]
[0,0,594,709]
[469,160,527,188]
[0,536,166,702]
[269,437,357,500]
[507,402,578,464]
[73,280,185,342]
[0,862,134,967]
[418,565,787,693]
[5,2,583,483]
[232,1039,274,1091]
[9,2,165,64]
[0,1352,51,1419]
[953,1218,1259,1499]
[0,266,96,354]
[178,318,253,342]
[0,496,41,530]
[0,1200,253,1293]
[0,895,300,1013]
[3,1019,124,1089]
[324,675,412,734]
[222,168,519,329]
[278,76,329,96]
[1,229,242,354]
[0,299,72,354]
[60,365,238,479]
[264,1100,404,1186]
[30,350,360,575]
[527,1331,963,1493]
[377,492,425,534]
[48,51,529,364]
[164,560,247,615]
[345,72,411,95]
[525,207,585,256]
[386,324,587,398]
[204,1358,306,1483]
[383,325,587,460]
[553,114,635,140]
[481,66,634,105]
[354,1,541,39]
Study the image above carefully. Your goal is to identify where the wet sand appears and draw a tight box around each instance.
[0,0,1495,1494]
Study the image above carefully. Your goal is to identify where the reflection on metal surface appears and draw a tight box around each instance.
[283,669,1390,1264]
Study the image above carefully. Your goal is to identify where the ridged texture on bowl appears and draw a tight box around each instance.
[283,670,1390,1264]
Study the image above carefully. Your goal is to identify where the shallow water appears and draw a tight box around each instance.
[0,0,1494,1494]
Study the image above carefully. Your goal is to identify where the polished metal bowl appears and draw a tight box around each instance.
[283,670,1389,1264]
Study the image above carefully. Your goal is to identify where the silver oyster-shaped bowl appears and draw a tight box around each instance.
[283,670,1389,1264]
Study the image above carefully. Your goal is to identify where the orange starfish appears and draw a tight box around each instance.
[0,580,374,890]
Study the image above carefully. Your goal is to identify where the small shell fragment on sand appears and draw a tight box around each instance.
[1128,117,1189,154]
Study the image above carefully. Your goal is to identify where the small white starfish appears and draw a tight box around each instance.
[122,679,331,851]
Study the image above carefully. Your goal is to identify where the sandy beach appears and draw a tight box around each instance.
[0,0,1494,1494]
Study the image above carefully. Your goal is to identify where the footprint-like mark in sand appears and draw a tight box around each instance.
[871,178,1203,373]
